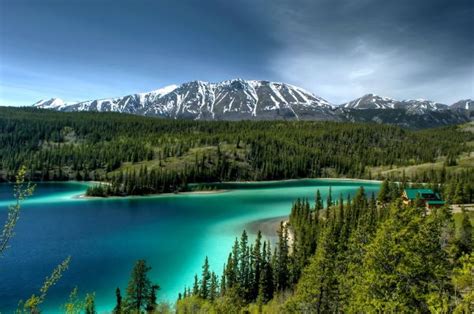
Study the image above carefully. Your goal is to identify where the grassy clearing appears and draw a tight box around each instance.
[369,152,474,178]
[459,121,474,133]
[114,143,251,174]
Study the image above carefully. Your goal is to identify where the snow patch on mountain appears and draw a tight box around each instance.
[32,98,67,109]
[33,79,334,120]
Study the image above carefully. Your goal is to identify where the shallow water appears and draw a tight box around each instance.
[0,179,379,312]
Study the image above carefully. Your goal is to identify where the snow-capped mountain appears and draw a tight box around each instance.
[398,99,448,114]
[33,79,335,121]
[336,95,469,127]
[30,80,471,127]
[340,95,449,114]
[451,99,473,111]
[32,98,68,110]
[341,94,398,109]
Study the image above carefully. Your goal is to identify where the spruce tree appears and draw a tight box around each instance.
[113,288,122,314]
[377,179,390,204]
[192,274,199,296]
[251,231,263,300]
[315,190,323,211]
[239,230,250,299]
[209,272,219,301]
[125,260,155,312]
[145,284,159,313]
[200,256,211,299]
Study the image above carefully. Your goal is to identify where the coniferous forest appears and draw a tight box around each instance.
[1,107,473,199]
[176,186,473,313]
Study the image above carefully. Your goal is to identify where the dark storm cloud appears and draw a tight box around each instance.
[257,0,473,103]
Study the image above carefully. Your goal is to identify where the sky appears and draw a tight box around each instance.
[0,0,472,106]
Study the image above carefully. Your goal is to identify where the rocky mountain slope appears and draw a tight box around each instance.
[32,79,471,128]
[35,79,335,121]
[451,99,473,112]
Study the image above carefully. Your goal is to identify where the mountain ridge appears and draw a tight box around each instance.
[31,79,471,127]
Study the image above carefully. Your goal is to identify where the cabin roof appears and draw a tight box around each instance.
[404,188,434,199]
[404,188,445,200]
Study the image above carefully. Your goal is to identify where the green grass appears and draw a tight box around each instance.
[113,143,251,174]
[459,121,474,133]
[369,152,474,178]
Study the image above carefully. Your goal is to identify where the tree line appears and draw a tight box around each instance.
[3,108,470,195]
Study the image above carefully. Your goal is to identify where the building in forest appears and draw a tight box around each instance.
[402,188,445,209]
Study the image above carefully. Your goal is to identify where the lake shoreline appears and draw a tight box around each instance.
[73,177,382,199]
[245,215,287,238]
[73,189,229,200]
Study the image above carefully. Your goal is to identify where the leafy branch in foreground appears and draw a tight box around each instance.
[0,166,35,255]
[17,256,71,313]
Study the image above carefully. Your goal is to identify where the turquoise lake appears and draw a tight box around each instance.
[0,179,380,312]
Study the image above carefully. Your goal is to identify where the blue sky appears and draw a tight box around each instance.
[0,0,472,106]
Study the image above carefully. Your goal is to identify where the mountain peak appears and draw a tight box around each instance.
[32,98,66,109]
[451,99,473,111]
[33,79,334,120]
[342,94,397,109]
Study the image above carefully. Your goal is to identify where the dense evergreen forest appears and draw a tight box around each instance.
[176,185,473,313]
[1,107,472,197]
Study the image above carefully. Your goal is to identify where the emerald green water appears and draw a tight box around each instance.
[0,179,380,312]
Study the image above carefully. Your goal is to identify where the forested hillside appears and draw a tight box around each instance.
[177,186,473,313]
[1,107,472,196]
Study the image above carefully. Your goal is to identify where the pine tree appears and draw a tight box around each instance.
[209,272,219,301]
[251,231,263,300]
[275,222,289,291]
[145,284,159,313]
[113,288,122,314]
[192,274,199,296]
[258,241,274,303]
[315,190,323,211]
[326,186,333,209]
[200,256,211,299]
[350,201,452,312]
[125,260,155,312]
[239,230,250,299]
[377,179,390,204]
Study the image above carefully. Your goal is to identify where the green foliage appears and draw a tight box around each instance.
[113,288,123,314]
[179,188,471,313]
[85,293,96,314]
[451,253,474,313]
[455,209,473,257]
[1,107,472,196]
[20,256,71,313]
[0,165,35,255]
[125,259,160,313]
[63,287,83,314]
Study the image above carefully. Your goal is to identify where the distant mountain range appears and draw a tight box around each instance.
[32,79,472,128]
